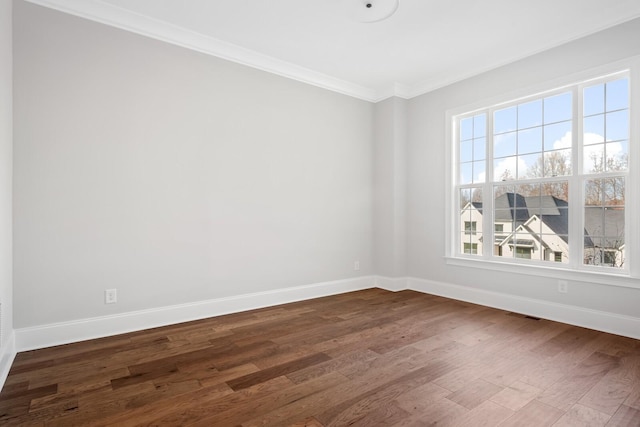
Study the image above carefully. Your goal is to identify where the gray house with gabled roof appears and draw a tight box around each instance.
[462,193,624,266]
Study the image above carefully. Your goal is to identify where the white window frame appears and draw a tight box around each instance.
[444,57,640,289]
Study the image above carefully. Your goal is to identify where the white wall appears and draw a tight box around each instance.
[407,18,640,318]
[0,0,14,368]
[13,2,373,329]
[10,0,640,348]
[373,97,407,278]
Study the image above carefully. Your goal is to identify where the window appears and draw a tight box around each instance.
[464,221,477,234]
[515,247,532,259]
[453,71,631,276]
[464,243,478,254]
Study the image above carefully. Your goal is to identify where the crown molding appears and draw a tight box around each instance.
[24,0,380,102]
[371,82,412,102]
[24,0,640,104]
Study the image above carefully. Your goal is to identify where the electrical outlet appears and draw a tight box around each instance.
[105,289,117,304]
[354,261,360,271]
[558,280,568,294]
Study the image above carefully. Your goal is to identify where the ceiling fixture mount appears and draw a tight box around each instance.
[353,0,399,23]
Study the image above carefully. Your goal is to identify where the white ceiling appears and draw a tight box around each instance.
[26,0,640,101]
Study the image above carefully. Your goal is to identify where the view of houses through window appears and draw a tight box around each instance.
[457,74,628,270]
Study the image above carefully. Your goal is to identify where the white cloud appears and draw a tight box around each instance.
[494,132,513,147]
[492,156,527,181]
[552,131,624,164]
[553,131,572,150]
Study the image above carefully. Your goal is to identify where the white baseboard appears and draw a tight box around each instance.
[15,276,375,352]
[0,332,16,391]
[407,276,640,340]
[374,276,408,292]
[9,274,640,373]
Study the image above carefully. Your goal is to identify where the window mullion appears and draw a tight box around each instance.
[484,111,494,259]
[569,86,583,270]
[628,67,639,277]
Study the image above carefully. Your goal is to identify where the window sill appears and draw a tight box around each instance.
[445,256,640,289]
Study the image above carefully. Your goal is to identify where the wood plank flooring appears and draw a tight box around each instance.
[1,288,639,426]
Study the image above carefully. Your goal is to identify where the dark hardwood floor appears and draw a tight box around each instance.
[1,288,639,426]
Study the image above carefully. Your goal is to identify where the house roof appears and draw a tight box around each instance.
[534,197,569,239]
[494,193,529,222]
[481,193,565,226]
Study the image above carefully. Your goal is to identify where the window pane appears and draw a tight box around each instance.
[494,106,517,134]
[583,177,625,269]
[541,235,569,263]
[518,153,539,179]
[542,181,569,201]
[526,211,542,234]
[544,149,571,177]
[494,132,517,157]
[584,83,605,116]
[518,99,542,129]
[544,92,572,124]
[494,212,514,230]
[460,188,483,256]
[604,207,624,236]
[603,177,625,206]
[460,139,472,163]
[515,183,537,198]
[518,127,542,154]
[606,78,629,111]
[471,187,483,204]
[460,117,473,141]
[544,121,571,151]
[461,232,471,248]
[473,160,486,183]
[474,137,486,161]
[585,179,603,206]
[460,162,473,185]
[459,114,486,186]
[584,144,605,174]
[583,115,605,142]
[474,114,486,138]
[605,110,628,141]
[494,185,514,201]
[584,238,625,268]
[494,157,517,181]
[460,188,472,209]
[605,141,627,172]
[585,178,624,206]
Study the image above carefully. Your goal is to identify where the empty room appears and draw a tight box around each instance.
[1,0,640,425]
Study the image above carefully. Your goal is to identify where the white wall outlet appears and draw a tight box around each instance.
[558,280,568,294]
[105,289,117,304]
[354,261,360,271]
